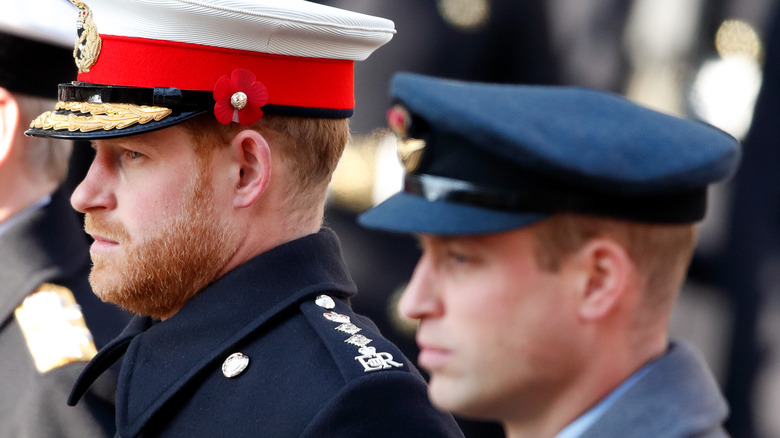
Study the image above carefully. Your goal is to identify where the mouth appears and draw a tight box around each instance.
[88,233,121,254]
[416,340,452,371]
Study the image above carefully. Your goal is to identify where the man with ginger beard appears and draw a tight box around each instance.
[25,1,463,437]
[359,73,738,437]
[84,154,233,317]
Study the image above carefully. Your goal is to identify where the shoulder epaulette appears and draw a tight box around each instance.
[300,294,407,379]
[14,283,98,373]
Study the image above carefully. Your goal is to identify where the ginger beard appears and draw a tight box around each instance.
[84,163,239,319]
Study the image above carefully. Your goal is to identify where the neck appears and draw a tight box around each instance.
[503,330,667,438]
[216,203,323,280]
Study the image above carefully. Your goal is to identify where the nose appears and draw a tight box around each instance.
[398,253,443,321]
[71,148,117,213]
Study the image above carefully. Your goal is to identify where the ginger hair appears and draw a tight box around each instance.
[182,114,349,225]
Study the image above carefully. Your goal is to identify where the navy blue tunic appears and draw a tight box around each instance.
[70,229,463,437]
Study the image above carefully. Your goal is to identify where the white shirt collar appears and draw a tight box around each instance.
[553,361,656,438]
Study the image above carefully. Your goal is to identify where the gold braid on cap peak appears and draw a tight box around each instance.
[30,101,173,132]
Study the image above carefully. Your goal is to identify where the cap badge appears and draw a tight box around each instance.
[388,105,425,173]
[213,69,269,126]
[222,352,250,378]
[71,1,102,73]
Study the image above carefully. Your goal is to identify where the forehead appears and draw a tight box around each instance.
[92,125,194,151]
[418,227,538,251]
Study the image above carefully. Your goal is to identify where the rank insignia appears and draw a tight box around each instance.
[355,346,403,373]
[14,283,98,373]
[323,312,350,323]
[345,334,372,348]
[222,352,250,378]
[315,294,336,309]
[335,323,361,335]
[316,296,403,373]
[71,0,102,73]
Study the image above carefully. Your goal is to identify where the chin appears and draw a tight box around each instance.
[429,376,504,422]
[428,376,470,414]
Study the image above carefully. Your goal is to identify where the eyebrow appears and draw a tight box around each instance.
[414,234,460,252]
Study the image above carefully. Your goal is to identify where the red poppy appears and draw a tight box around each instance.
[213,69,269,125]
[387,105,410,138]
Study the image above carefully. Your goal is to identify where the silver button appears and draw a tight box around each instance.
[222,352,249,378]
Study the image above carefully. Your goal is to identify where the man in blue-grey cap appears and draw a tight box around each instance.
[359,73,740,438]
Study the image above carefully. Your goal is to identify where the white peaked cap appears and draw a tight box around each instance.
[84,0,395,61]
[26,0,395,139]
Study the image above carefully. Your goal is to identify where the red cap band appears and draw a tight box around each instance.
[78,35,355,110]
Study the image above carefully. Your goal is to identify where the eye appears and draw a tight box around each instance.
[445,250,474,265]
[126,150,144,160]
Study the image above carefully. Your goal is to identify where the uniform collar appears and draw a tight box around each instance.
[70,229,357,436]
[0,194,50,237]
[555,360,655,438]
[578,341,729,438]
[0,190,89,327]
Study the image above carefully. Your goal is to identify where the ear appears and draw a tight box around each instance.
[0,87,20,166]
[574,238,634,321]
[229,129,271,208]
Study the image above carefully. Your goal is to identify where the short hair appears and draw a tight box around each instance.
[182,114,349,223]
[532,214,697,318]
[13,92,72,185]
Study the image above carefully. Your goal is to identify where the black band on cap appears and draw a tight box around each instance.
[58,82,354,119]
[59,82,214,109]
[404,173,708,223]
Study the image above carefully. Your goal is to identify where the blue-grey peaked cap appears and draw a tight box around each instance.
[358,73,741,235]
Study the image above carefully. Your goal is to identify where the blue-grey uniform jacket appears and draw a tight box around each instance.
[0,189,130,437]
[580,341,730,438]
[69,229,463,437]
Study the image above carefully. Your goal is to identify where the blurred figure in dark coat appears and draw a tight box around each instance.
[0,0,131,436]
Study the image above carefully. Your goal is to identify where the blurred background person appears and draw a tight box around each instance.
[0,0,130,436]
[317,1,780,437]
